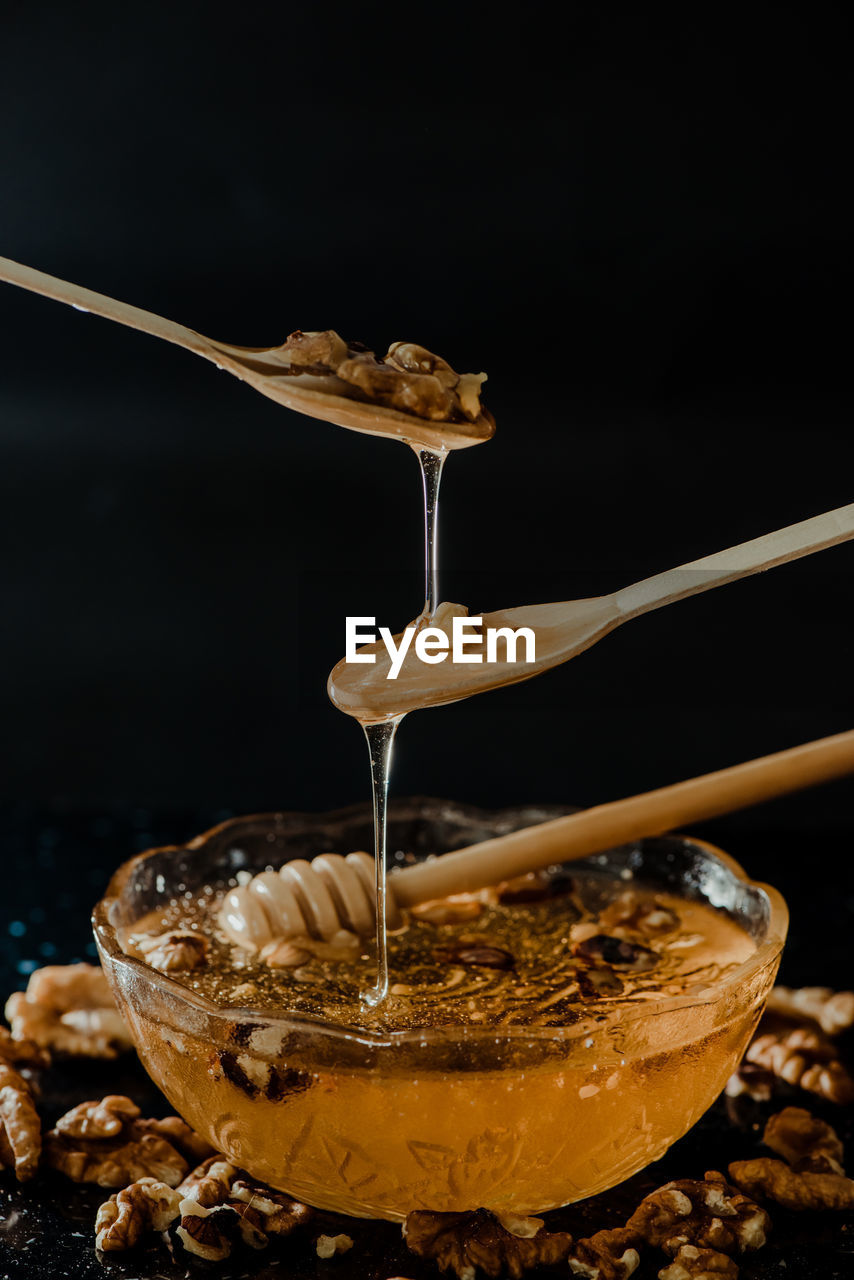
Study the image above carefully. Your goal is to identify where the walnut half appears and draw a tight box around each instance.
[404,1208,574,1279]
[762,1106,845,1175]
[766,985,854,1036]
[745,1027,854,1104]
[568,1226,642,1278]
[5,963,132,1059]
[627,1171,769,1258]
[95,1177,183,1251]
[136,930,209,973]
[45,1094,211,1189]
[728,1157,854,1211]
[658,1245,739,1279]
[0,1059,41,1182]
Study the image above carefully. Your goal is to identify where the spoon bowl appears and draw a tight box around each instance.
[0,255,495,452]
[329,500,854,721]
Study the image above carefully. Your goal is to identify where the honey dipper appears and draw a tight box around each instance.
[220,728,854,947]
[0,255,494,453]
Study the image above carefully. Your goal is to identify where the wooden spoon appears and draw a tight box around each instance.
[329,501,854,720]
[0,255,495,452]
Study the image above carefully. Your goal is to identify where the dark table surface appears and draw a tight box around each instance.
[1,806,853,1279]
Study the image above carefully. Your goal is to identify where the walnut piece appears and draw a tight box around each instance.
[0,1025,50,1069]
[410,893,486,924]
[627,1171,768,1257]
[745,1026,854,1103]
[599,891,680,937]
[568,1225,642,1277]
[724,1062,775,1103]
[493,869,575,905]
[728,1157,854,1211]
[176,1200,234,1261]
[316,1232,354,1257]
[762,1106,845,1175]
[95,1177,183,1251]
[658,1245,739,1279]
[136,1114,215,1164]
[4,963,133,1058]
[766,985,854,1036]
[136,930,209,973]
[338,354,456,421]
[261,939,312,968]
[0,1059,41,1181]
[270,332,488,423]
[56,1094,140,1139]
[230,1178,312,1236]
[279,329,348,369]
[170,1163,312,1260]
[177,1155,239,1206]
[433,941,515,971]
[44,1095,211,1188]
[404,1207,574,1279]
[573,935,659,972]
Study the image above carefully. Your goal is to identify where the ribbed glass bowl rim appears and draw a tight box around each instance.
[92,801,789,1049]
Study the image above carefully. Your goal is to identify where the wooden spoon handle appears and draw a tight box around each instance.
[0,254,219,363]
[615,502,854,619]
[391,729,854,905]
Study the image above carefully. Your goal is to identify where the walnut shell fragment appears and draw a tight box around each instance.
[4,963,133,1059]
[404,1207,574,1279]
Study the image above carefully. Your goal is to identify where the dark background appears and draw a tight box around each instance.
[0,5,852,974]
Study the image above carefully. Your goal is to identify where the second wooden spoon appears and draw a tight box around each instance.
[329,501,854,720]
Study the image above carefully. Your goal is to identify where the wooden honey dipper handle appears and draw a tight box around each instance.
[391,729,854,906]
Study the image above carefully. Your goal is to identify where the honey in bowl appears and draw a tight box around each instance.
[93,804,787,1222]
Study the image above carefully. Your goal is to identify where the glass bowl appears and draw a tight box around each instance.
[92,799,788,1221]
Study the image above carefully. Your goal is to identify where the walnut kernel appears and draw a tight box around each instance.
[627,1171,768,1257]
[728,1157,854,1211]
[136,930,209,973]
[658,1245,738,1279]
[95,1177,183,1251]
[568,1225,642,1277]
[404,1207,574,1279]
[4,963,132,1058]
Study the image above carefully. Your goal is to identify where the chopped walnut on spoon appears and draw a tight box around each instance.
[0,256,495,452]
